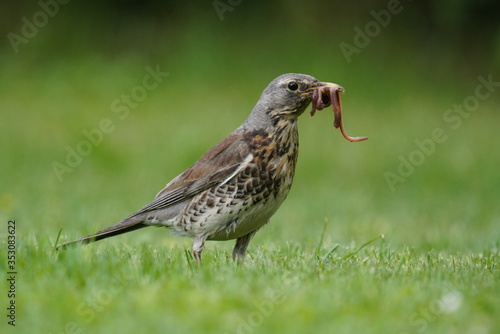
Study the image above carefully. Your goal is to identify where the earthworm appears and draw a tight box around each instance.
[310,85,368,143]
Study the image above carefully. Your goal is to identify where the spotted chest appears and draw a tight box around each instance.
[176,121,300,239]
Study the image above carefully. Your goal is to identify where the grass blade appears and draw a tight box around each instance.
[53,228,63,251]
[343,234,384,260]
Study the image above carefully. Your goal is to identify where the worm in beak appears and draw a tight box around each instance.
[309,83,368,143]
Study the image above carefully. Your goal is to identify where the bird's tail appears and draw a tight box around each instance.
[56,217,147,249]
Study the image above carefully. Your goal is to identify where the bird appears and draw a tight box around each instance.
[57,73,351,262]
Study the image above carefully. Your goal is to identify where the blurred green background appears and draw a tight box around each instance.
[0,0,499,333]
[1,0,498,249]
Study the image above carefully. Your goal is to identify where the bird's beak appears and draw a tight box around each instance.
[304,82,344,95]
[316,82,344,93]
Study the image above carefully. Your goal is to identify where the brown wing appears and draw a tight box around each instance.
[57,133,252,248]
[131,133,252,216]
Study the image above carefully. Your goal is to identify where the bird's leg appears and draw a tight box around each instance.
[192,236,207,263]
[232,229,259,262]
[193,250,202,262]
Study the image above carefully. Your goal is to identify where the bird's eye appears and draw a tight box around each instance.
[287,81,299,91]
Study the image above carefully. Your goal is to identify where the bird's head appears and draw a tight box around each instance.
[244,73,343,129]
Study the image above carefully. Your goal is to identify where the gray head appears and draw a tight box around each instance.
[242,73,338,130]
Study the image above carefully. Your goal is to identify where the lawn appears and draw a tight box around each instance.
[0,52,499,333]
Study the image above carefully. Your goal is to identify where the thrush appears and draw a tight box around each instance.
[57,73,365,261]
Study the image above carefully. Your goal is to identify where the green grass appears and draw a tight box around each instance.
[1,52,499,333]
[5,236,499,333]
